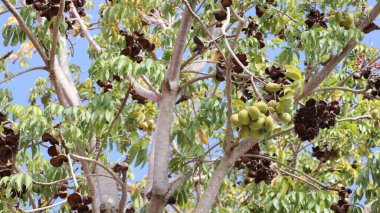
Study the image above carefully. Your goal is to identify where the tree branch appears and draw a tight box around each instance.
[296,1,380,101]
[1,0,49,65]
[69,2,101,52]
[23,200,67,213]
[49,0,65,70]
[312,86,365,94]
[0,66,47,85]
[179,73,215,89]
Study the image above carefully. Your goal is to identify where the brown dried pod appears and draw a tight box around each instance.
[82,196,93,205]
[67,192,83,207]
[0,145,13,160]
[166,196,176,205]
[47,144,60,157]
[58,191,68,199]
[146,43,156,52]
[33,2,48,11]
[363,22,380,34]
[220,0,232,7]
[5,135,19,147]
[137,38,151,50]
[0,168,11,177]
[50,154,68,167]
[121,47,131,56]
[96,79,105,87]
[42,133,59,145]
[213,10,227,21]
[26,0,34,5]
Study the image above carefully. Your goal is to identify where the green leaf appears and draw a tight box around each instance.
[284,65,303,81]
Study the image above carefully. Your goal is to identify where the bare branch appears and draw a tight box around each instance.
[141,75,161,97]
[337,115,371,122]
[312,86,365,94]
[0,66,47,85]
[23,200,67,213]
[67,154,79,189]
[49,0,65,70]
[180,73,215,89]
[276,167,320,189]
[1,0,49,65]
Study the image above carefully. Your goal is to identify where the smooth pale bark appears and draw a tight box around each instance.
[147,2,195,212]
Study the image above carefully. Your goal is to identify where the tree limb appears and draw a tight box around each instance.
[312,86,365,94]
[0,66,47,85]
[1,0,49,65]
[49,0,65,71]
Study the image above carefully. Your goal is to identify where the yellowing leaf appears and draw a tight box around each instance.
[284,65,302,81]
[7,16,17,25]
[199,129,209,145]
[131,183,138,194]
[211,51,222,62]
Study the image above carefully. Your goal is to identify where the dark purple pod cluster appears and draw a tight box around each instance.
[365,74,380,99]
[120,31,155,64]
[0,124,19,179]
[305,9,327,29]
[312,144,339,163]
[27,0,86,21]
[330,187,352,213]
[67,192,93,213]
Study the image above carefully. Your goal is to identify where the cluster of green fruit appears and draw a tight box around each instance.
[334,11,355,29]
[139,119,156,132]
[371,109,380,128]
[231,101,292,139]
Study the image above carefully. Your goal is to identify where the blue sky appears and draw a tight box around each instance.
[0,0,379,210]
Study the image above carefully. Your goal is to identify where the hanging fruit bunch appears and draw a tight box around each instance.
[263,66,293,102]
[139,119,156,133]
[42,133,69,167]
[120,31,156,64]
[365,74,380,99]
[0,114,19,180]
[330,187,352,213]
[294,99,340,141]
[231,101,278,139]
[242,17,265,49]
[311,144,340,163]
[67,192,93,213]
[96,75,122,93]
[130,89,147,105]
[371,109,380,128]
[234,144,277,184]
[54,180,69,199]
[255,0,276,18]
[305,9,328,29]
[334,11,355,30]
[352,52,380,80]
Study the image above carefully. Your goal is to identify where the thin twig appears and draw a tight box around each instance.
[67,154,79,189]
[0,66,47,84]
[180,73,215,89]
[141,75,161,97]
[23,200,67,213]
[313,86,365,94]
[276,167,320,190]
[337,115,371,122]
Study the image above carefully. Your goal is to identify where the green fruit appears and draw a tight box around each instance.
[264,116,275,131]
[254,102,268,114]
[273,125,282,133]
[148,119,155,128]
[250,129,266,139]
[375,120,380,128]
[279,113,292,123]
[371,110,379,120]
[335,11,343,23]
[268,100,277,108]
[248,106,260,120]
[258,113,266,119]
[342,14,354,28]
[139,122,149,131]
[275,102,286,113]
[249,118,265,130]
[239,126,250,138]
[265,83,282,92]
[238,109,251,125]
[268,107,276,113]
[232,114,243,127]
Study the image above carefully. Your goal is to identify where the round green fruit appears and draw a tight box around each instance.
[342,14,354,28]
[335,11,343,23]
[139,122,149,131]
[248,106,260,120]
[232,114,243,127]
[249,118,265,130]
[239,126,250,138]
[279,113,292,123]
[265,83,281,92]
[267,100,277,108]
[238,109,251,125]
[250,129,266,139]
[268,107,276,113]
[254,102,268,114]
[275,102,286,113]
[264,116,275,131]
[375,120,380,128]
[371,110,379,120]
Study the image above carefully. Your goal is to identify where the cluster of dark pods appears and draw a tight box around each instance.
[215,57,226,82]
[305,9,327,29]
[213,0,232,23]
[53,180,69,199]
[232,53,249,74]
[192,36,206,54]
[255,0,276,18]
[120,31,155,63]
[234,144,277,184]
[312,144,339,163]
[67,192,93,213]
[112,162,129,173]
[26,0,86,21]
[294,99,340,141]
[42,133,68,167]
[0,116,19,179]
[365,74,380,99]
[125,207,135,213]
[130,89,147,105]
[242,17,265,49]
[96,75,121,93]
[353,53,380,80]
[330,187,352,213]
[263,66,293,102]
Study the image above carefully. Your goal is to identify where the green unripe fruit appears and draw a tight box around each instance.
[375,120,380,128]
[238,110,251,125]
[275,102,286,113]
[139,122,149,131]
[264,116,275,131]
[249,118,265,130]
[371,110,379,120]
[335,11,343,23]
[342,14,354,28]
[254,102,268,114]
[268,107,276,113]
[232,114,243,127]
[148,119,155,130]
[265,83,282,92]
[268,100,277,108]
[250,129,266,139]
[248,106,260,120]
[279,113,292,123]
[273,125,282,133]
[239,126,250,138]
